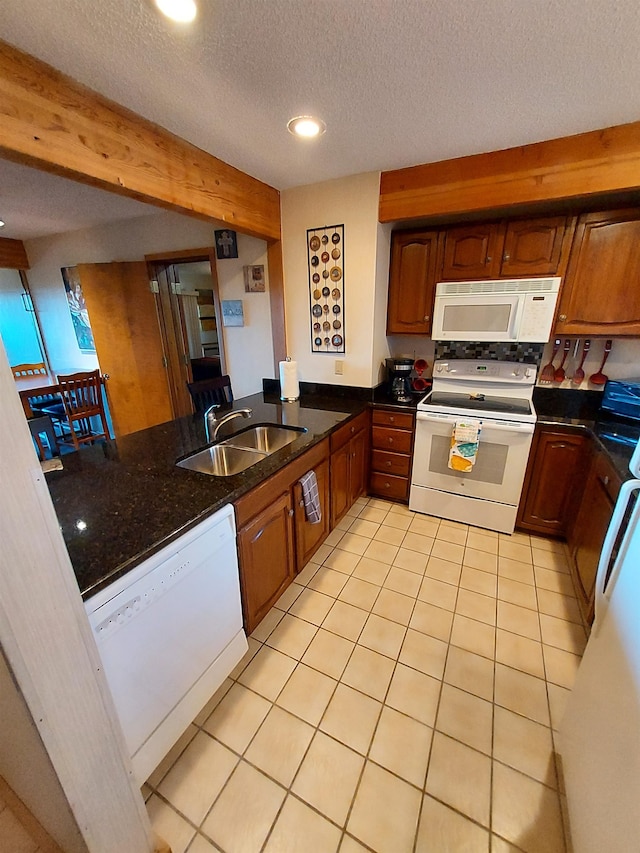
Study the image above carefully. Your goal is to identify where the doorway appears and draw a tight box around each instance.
[146,249,225,419]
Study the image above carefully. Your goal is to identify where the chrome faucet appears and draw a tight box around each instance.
[205,406,252,442]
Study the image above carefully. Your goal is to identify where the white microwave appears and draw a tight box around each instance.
[432,277,561,343]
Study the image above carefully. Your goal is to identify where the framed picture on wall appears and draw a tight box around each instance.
[61,266,96,353]
[214,229,238,259]
[244,264,266,292]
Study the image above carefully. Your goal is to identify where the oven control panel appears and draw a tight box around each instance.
[434,360,535,384]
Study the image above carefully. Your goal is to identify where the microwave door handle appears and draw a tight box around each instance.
[510,295,527,340]
[593,478,640,632]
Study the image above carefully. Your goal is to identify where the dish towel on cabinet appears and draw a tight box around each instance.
[299,470,321,524]
[448,420,482,473]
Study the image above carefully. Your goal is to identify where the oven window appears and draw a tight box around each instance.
[429,435,508,485]
[442,302,512,334]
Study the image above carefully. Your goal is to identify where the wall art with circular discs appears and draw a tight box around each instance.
[307,223,345,354]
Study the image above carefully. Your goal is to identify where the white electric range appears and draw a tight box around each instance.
[410,359,537,534]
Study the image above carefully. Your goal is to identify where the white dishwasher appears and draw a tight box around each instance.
[85,503,247,784]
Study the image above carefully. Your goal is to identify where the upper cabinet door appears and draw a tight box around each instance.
[555,209,640,336]
[441,223,503,280]
[501,216,571,277]
[387,230,441,334]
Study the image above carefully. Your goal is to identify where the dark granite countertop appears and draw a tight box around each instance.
[532,387,640,481]
[45,392,367,599]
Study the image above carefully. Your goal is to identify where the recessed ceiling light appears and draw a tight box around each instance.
[154,0,197,23]
[0,220,4,228]
[287,116,326,139]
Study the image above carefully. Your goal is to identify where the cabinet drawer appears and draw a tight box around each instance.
[371,449,411,478]
[371,426,413,454]
[330,410,369,453]
[372,409,414,430]
[369,472,409,501]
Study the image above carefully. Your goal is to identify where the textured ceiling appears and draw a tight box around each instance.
[2,0,640,238]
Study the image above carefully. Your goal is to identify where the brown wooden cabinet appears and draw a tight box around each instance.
[568,445,622,625]
[237,491,295,634]
[386,230,441,335]
[517,425,589,537]
[555,209,640,336]
[387,215,575,334]
[441,222,503,279]
[234,438,330,634]
[369,407,415,502]
[501,216,574,278]
[441,216,573,281]
[330,411,369,526]
[293,457,330,569]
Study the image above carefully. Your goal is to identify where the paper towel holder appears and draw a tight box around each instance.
[280,356,300,402]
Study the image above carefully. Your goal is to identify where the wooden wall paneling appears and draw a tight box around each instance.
[379,121,640,223]
[267,240,287,370]
[0,236,29,269]
[0,40,281,241]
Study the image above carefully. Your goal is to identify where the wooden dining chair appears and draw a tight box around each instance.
[186,376,234,412]
[11,362,48,379]
[43,370,109,450]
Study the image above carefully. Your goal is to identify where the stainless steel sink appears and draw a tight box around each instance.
[177,424,306,476]
[177,444,267,476]
[221,424,306,453]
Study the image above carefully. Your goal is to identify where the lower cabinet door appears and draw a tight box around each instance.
[294,459,330,570]
[330,442,350,527]
[349,430,367,505]
[517,428,588,536]
[237,491,295,634]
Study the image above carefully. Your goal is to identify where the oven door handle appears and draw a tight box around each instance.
[416,411,535,434]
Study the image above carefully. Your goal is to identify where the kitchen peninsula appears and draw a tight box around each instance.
[45,392,368,599]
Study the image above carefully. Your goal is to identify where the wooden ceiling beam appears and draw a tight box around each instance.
[0,40,281,241]
[379,122,640,223]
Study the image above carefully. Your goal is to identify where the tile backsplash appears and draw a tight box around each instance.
[435,341,544,365]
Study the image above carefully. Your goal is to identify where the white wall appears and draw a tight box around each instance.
[23,211,274,399]
[281,172,382,388]
[213,233,275,398]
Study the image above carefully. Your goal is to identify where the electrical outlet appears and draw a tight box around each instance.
[334,359,344,375]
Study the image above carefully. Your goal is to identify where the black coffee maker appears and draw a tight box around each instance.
[386,358,414,403]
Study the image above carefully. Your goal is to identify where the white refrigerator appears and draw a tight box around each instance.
[560,438,640,852]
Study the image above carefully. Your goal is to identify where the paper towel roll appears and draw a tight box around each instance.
[279,359,299,401]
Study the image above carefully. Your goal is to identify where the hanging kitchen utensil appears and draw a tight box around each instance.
[564,339,579,381]
[589,340,613,385]
[554,339,571,382]
[572,339,590,385]
[540,339,561,383]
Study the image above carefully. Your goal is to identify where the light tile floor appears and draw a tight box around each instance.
[145,497,587,853]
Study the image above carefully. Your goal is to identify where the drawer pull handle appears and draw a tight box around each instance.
[603,476,610,487]
[351,426,355,433]
[389,416,395,422]
[386,461,392,467]
[558,313,567,322]
[388,437,394,444]
[384,482,391,488]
